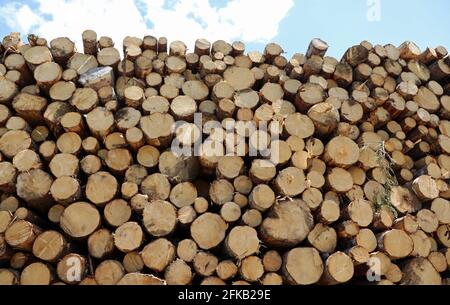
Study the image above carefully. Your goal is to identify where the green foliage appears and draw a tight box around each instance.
[373,142,399,219]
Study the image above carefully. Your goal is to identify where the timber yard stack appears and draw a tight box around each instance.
[0,31,449,285]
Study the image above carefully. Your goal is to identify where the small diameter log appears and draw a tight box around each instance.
[140,113,174,148]
[249,184,275,212]
[412,175,439,202]
[193,252,219,277]
[239,256,264,283]
[87,229,114,259]
[143,200,177,237]
[165,259,193,285]
[82,30,98,55]
[177,239,198,263]
[416,209,439,233]
[343,199,374,227]
[141,173,171,201]
[324,136,360,168]
[0,269,19,285]
[114,222,143,253]
[282,247,323,285]
[393,214,419,234]
[191,212,227,250]
[86,107,114,139]
[225,226,259,259]
[23,46,52,71]
[20,262,53,285]
[141,238,175,272]
[94,260,125,285]
[216,260,238,281]
[263,250,282,273]
[5,220,42,251]
[223,66,255,91]
[410,230,432,257]
[216,156,244,180]
[105,148,132,175]
[104,199,132,228]
[249,159,276,184]
[209,179,235,206]
[320,252,354,285]
[377,229,413,259]
[260,199,314,248]
[306,38,329,58]
[86,171,118,206]
[50,176,81,205]
[326,168,354,193]
[32,230,68,263]
[0,162,17,193]
[123,251,144,273]
[60,202,101,239]
[50,37,75,66]
[56,253,87,284]
[274,167,307,197]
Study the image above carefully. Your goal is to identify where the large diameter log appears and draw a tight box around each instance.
[260,199,314,247]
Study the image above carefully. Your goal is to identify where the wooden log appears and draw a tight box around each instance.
[260,199,313,247]
[56,253,87,284]
[5,220,42,251]
[114,222,143,253]
[143,200,177,237]
[377,229,413,259]
[282,247,323,285]
[191,213,227,250]
[141,238,175,272]
[32,230,68,263]
[20,262,53,285]
[60,202,100,239]
[401,258,441,285]
[82,30,98,56]
[94,260,124,285]
[225,226,259,259]
[165,259,192,285]
[239,255,264,283]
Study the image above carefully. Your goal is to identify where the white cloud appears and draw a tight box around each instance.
[141,0,294,46]
[0,0,294,52]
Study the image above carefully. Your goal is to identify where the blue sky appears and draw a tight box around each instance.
[0,0,449,58]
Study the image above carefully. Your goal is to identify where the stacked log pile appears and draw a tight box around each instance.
[0,31,449,285]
